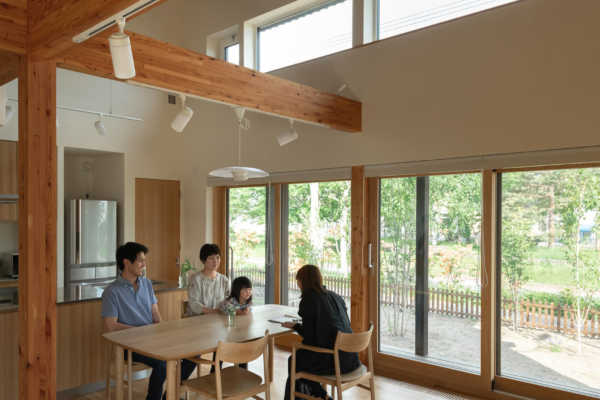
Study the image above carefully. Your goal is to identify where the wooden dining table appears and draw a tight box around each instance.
[103,304,296,400]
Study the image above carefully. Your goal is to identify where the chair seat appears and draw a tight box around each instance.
[183,366,263,397]
[322,364,367,382]
[110,361,151,376]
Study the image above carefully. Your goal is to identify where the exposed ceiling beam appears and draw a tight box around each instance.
[0,0,27,54]
[57,31,362,132]
[0,50,19,85]
[28,0,167,60]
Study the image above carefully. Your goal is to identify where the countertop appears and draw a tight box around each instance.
[0,279,186,313]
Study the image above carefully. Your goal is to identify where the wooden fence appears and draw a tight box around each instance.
[235,266,600,338]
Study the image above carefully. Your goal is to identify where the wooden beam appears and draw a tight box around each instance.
[57,31,362,132]
[351,166,369,334]
[0,0,26,54]
[0,50,19,85]
[18,57,57,400]
[28,0,167,60]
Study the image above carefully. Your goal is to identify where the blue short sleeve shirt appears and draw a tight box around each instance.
[101,275,157,327]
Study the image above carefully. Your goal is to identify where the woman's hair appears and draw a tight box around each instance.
[296,264,326,295]
[229,276,253,303]
[199,243,220,263]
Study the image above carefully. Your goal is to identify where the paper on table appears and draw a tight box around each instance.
[268,315,301,324]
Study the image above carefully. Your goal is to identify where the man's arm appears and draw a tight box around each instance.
[103,316,134,332]
[151,303,162,323]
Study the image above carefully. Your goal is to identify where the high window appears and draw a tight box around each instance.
[225,43,240,65]
[257,0,352,72]
[377,0,518,40]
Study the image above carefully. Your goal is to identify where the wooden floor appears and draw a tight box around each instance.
[76,348,482,400]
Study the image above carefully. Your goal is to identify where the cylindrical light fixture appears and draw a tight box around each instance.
[277,119,299,146]
[108,17,136,79]
[171,94,194,132]
[94,114,107,136]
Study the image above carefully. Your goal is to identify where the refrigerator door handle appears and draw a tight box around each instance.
[76,200,82,264]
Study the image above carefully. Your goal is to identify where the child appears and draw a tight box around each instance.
[219,276,252,315]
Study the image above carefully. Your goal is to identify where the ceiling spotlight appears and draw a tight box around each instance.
[171,94,194,133]
[108,17,136,79]
[277,119,299,146]
[94,114,107,135]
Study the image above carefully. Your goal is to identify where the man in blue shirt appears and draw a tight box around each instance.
[102,242,196,400]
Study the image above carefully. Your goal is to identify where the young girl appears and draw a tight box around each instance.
[219,276,252,315]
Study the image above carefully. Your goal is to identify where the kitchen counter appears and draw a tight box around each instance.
[1,280,186,311]
[0,277,18,289]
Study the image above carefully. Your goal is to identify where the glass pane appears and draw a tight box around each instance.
[379,177,417,356]
[428,173,481,372]
[286,182,351,309]
[228,187,267,305]
[500,169,600,396]
[378,0,518,40]
[258,0,352,72]
[225,43,240,65]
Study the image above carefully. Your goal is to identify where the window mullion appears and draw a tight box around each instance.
[415,176,429,357]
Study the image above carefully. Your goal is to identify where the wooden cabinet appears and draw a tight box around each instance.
[0,140,18,221]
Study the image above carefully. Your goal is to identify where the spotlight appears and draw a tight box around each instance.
[94,114,107,135]
[171,94,194,133]
[108,17,136,79]
[277,119,298,146]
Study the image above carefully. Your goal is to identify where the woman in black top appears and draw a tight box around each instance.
[282,264,360,400]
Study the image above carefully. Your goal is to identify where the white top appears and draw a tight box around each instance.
[187,271,230,315]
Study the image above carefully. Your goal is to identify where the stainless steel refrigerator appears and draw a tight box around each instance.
[64,199,117,300]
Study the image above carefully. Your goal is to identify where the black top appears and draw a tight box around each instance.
[293,288,360,372]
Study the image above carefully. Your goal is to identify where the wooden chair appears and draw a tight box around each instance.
[291,324,375,400]
[106,347,152,400]
[181,330,271,400]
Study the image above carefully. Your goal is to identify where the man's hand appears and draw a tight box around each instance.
[282,321,296,329]
[202,307,217,314]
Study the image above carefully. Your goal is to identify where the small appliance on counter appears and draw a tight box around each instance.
[1,252,18,278]
[64,199,118,301]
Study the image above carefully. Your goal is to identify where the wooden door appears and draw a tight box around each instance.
[0,140,18,221]
[135,178,180,282]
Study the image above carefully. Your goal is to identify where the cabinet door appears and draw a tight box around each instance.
[0,140,18,221]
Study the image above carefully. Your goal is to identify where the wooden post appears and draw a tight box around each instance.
[212,187,228,275]
[18,57,57,400]
[350,166,369,334]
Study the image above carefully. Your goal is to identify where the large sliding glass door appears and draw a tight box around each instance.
[497,168,600,397]
[282,181,352,308]
[228,186,268,305]
[378,173,482,373]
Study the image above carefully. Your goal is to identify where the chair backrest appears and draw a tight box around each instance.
[334,324,373,353]
[216,330,269,365]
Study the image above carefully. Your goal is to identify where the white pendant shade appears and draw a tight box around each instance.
[108,18,136,79]
[209,166,269,182]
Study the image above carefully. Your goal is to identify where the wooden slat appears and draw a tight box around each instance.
[57,31,362,133]
[0,50,19,85]
[212,186,228,275]
[28,0,167,60]
[0,0,27,54]
[351,166,369,334]
[18,57,57,400]
[0,140,18,221]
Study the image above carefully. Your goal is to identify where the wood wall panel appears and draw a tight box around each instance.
[0,50,19,85]
[0,0,27,54]
[0,140,17,220]
[135,178,181,282]
[57,31,362,133]
[350,166,369,333]
[18,57,57,400]
[0,310,18,400]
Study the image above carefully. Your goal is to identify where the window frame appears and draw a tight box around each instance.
[256,0,352,72]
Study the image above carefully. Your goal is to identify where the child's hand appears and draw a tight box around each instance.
[281,321,296,329]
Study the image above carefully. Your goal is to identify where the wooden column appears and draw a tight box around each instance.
[351,166,369,333]
[212,186,228,275]
[18,57,57,400]
[273,184,282,305]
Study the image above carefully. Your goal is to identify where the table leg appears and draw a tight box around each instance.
[268,336,274,383]
[166,360,177,400]
[115,345,124,400]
